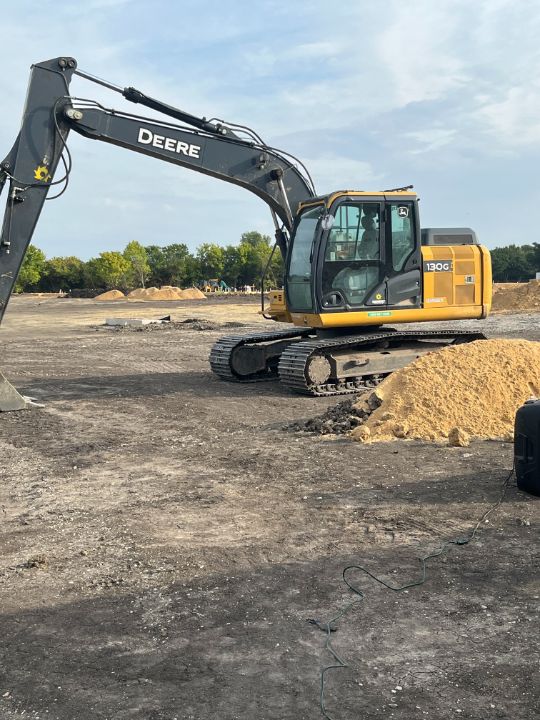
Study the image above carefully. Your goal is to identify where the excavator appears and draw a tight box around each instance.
[0,57,491,409]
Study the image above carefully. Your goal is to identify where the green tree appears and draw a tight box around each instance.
[524,243,540,276]
[146,243,199,287]
[240,231,271,248]
[196,243,224,280]
[237,231,281,288]
[162,243,192,285]
[15,245,46,292]
[39,256,85,291]
[85,251,131,290]
[269,247,285,288]
[183,253,201,286]
[222,244,247,288]
[123,240,150,288]
[145,245,166,286]
[491,244,536,282]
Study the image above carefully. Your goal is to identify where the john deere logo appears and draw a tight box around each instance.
[33,165,51,182]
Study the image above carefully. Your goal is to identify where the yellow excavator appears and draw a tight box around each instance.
[0,57,491,407]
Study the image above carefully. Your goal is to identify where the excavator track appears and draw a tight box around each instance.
[209,327,313,382]
[278,329,487,396]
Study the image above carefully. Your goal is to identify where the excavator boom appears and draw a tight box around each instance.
[0,56,315,325]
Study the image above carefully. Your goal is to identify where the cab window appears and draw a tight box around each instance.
[390,204,415,271]
[325,204,380,261]
[321,202,382,307]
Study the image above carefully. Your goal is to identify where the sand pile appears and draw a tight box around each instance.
[348,339,540,445]
[127,286,206,301]
[491,280,540,311]
[177,287,206,299]
[94,289,125,301]
[127,288,148,299]
[146,286,184,300]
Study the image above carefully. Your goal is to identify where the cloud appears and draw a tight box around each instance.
[476,82,540,148]
[375,4,470,107]
[303,155,382,196]
[1,0,539,257]
[405,128,458,155]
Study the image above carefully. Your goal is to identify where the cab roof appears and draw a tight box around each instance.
[298,189,418,211]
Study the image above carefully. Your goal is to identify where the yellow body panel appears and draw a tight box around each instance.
[267,244,492,328]
[291,304,485,328]
[421,244,491,315]
[264,289,292,323]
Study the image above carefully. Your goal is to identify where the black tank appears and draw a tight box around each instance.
[514,399,540,496]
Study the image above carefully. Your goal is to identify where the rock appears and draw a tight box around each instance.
[25,554,48,569]
[448,427,470,447]
[393,422,409,439]
[352,425,371,443]
[367,392,383,411]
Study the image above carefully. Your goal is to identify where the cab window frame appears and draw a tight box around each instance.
[386,201,417,275]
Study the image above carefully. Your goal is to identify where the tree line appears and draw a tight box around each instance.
[14,237,540,293]
[15,232,284,293]
[490,243,540,282]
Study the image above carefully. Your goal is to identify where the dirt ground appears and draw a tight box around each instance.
[0,295,538,720]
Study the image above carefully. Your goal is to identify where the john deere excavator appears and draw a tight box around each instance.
[0,57,491,409]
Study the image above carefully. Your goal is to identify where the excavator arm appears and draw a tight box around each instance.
[0,58,77,324]
[0,56,315,326]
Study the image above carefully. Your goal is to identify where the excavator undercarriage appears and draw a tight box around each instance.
[210,328,487,396]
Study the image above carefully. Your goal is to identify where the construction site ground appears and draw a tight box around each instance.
[0,295,538,720]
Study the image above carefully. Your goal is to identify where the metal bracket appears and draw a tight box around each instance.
[9,186,25,202]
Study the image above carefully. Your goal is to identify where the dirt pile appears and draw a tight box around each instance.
[492,280,540,311]
[347,339,540,444]
[292,399,366,435]
[94,289,125,301]
[127,286,206,301]
[145,286,184,300]
[127,288,148,299]
[178,287,206,300]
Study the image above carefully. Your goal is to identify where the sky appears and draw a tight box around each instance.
[1,0,539,259]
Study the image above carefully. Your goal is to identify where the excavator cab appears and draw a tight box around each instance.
[272,189,492,338]
[286,192,422,318]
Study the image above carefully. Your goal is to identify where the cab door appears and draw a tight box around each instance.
[384,201,422,308]
[317,200,386,310]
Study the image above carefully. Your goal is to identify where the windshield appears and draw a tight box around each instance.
[289,206,322,278]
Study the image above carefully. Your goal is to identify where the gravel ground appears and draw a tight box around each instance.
[0,296,538,720]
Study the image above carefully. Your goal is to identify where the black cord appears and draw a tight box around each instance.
[45,154,70,200]
[1,100,73,255]
[308,465,515,720]
[3,98,72,192]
